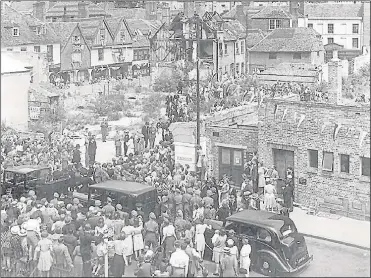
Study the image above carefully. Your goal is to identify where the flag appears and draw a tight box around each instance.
[321,121,331,134]
[333,123,342,140]
[297,114,306,129]
[273,104,278,120]
[281,108,288,121]
[359,129,368,147]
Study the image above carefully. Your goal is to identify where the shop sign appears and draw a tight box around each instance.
[29,106,40,120]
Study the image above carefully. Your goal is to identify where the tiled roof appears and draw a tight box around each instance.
[305,3,363,18]
[45,1,109,18]
[106,7,146,19]
[222,5,264,19]
[126,19,162,37]
[9,1,36,13]
[223,20,246,40]
[77,17,104,42]
[246,29,266,49]
[250,27,324,52]
[251,5,292,19]
[105,17,126,37]
[1,5,60,47]
[47,22,79,48]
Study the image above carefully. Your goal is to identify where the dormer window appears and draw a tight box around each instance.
[36,26,41,35]
[13,27,19,37]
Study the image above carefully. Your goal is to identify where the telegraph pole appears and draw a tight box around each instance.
[196,13,200,148]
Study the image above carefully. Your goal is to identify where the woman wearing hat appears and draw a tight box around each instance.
[34,230,53,277]
[220,247,238,277]
[239,238,251,277]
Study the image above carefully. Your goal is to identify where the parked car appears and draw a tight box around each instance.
[2,165,71,200]
[73,180,157,221]
[205,209,313,276]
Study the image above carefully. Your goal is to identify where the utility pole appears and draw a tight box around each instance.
[196,14,200,148]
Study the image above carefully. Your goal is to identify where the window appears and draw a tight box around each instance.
[241,40,245,54]
[235,63,240,75]
[6,48,13,51]
[235,42,239,55]
[352,38,359,48]
[52,17,57,22]
[234,150,242,166]
[13,27,19,37]
[47,45,53,62]
[230,63,234,75]
[35,26,41,35]
[269,53,277,59]
[73,36,80,44]
[269,19,282,30]
[308,149,318,168]
[100,28,105,41]
[340,154,349,173]
[293,53,302,59]
[218,43,223,56]
[120,30,125,42]
[317,51,320,57]
[327,37,334,44]
[224,43,228,55]
[221,148,231,164]
[241,62,245,74]
[322,151,334,172]
[361,157,370,176]
[20,46,27,51]
[72,52,82,63]
[308,23,313,28]
[98,48,104,61]
[34,46,41,52]
[328,23,334,34]
[352,24,359,34]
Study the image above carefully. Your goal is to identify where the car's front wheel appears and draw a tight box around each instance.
[257,254,277,276]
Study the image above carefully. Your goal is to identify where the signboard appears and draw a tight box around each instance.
[29,106,41,120]
[132,63,150,77]
[174,142,196,171]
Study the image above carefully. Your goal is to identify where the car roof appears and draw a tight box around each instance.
[4,165,49,174]
[226,210,293,232]
[89,180,156,196]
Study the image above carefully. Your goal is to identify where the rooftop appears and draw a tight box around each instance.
[45,1,110,18]
[223,19,247,40]
[89,180,155,196]
[304,3,363,18]
[250,27,324,52]
[251,5,293,19]
[47,22,79,48]
[1,5,60,47]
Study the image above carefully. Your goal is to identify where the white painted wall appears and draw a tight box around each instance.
[307,19,363,49]
[1,43,61,64]
[91,47,114,66]
[1,71,31,131]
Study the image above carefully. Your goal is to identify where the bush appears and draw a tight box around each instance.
[107,111,121,121]
[142,92,165,119]
[153,69,183,93]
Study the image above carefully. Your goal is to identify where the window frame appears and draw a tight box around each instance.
[224,43,228,55]
[13,27,19,37]
[327,23,334,34]
[327,37,334,44]
[352,38,359,49]
[235,42,239,55]
[100,28,105,41]
[241,62,245,74]
[268,52,277,59]
[308,149,318,168]
[308,23,313,28]
[20,46,27,52]
[98,48,104,61]
[339,154,350,173]
[352,24,359,34]
[120,30,125,42]
[293,53,302,60]
[34,45,41,53]
[322,151,334,172]
[241,40,245,54]
[361,157,370,177]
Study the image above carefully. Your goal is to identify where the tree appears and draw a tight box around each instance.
[342,63,370,102]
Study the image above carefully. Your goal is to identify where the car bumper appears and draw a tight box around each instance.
[289,254,313,273]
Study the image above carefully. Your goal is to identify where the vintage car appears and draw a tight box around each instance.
[73,180,157,220]
[204,209,313,276]
[2,165,72,199]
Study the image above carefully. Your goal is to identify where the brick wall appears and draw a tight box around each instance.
[258,99,370,219]
[250,18,291,32]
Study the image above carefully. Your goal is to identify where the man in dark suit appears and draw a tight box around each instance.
[141,122,150,148]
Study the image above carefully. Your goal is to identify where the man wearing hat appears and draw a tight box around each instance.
[102,197,115,215]
[144,212,159,249]
[123,130,130,157]
[169,240,189,277]
[141,122,150,149]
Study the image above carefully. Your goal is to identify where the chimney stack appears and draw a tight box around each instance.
[33,1,46,21]
[235,5,246,27]
[290,0,299,28]
[162,5,170,26]
[184,1,195,18]
[145,1,157,20]
[78,1,88,19]
[328,50,343,104]
[62,5,68,22]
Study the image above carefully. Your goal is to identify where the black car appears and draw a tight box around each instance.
[205,209,313,276]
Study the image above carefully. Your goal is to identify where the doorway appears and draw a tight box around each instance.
[219,147,244,186]
[273,148,294,197]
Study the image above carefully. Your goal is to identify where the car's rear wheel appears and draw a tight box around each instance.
[257,254,277,276]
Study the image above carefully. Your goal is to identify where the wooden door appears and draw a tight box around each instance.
[273,149,294,196]
[219,147,244,186]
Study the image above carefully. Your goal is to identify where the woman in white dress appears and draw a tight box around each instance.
[264,180,277,212]
[211,229,227,276]
[258,162,267,195]
[34,231,53,277]
[132,219,144,260]
[240,238,251,277]
[194,218,210,259]
[121,219,134,265]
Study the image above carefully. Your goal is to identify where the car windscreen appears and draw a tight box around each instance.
[269,214,298,239]
[4,172,25,184]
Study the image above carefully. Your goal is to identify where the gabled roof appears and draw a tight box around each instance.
[45,1,109,18]
[251,5,293,19]
[77,17,114,47]
[47,22,79,48]
[223,20,246,40]
[105,16,133,39]
[222,5,264,19]
[126,19,162,37]
[250,27,324,53]
[106,7,146,19]
[1,5,60,47]
[246,29,267,49]
[305,3,363,18]
[9,1,37,13]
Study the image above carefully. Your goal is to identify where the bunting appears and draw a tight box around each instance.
[297,114,306,129]
[273,104,278,120]
[333,123,342,140]
[281,108,288,121]
[321,121,332,134]
[359,129,368,147]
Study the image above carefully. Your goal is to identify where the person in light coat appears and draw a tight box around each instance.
[239,238,251,277]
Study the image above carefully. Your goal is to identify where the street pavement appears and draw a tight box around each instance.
[121,237,370,277]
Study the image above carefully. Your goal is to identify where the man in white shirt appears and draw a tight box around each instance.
[170,241,189,277]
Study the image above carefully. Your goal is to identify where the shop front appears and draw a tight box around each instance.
[132,62,150,78]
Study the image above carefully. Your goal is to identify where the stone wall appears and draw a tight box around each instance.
[258,98,370,219]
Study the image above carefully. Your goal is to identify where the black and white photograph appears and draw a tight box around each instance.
[0,0,370,277]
